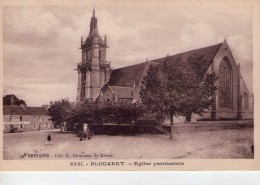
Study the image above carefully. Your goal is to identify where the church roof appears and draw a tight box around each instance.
[152,43,222,65]
[3,105,49,115]
[109,86,133,99]
[109,62,147,87]
[108,43,222,87]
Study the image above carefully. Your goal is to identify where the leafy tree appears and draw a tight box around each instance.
[3,94,26,106]
[109,101,144,125]
[66,99,102,127]
[66,100,145,131]
[48,99,72,132]
[140,55,217,140]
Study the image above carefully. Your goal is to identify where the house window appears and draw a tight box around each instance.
[34,124,36,129]
[243,92,249,110]
[219,58,233,109]
[20,116,22,121]
[19,124,23,129]
[10,116,13,121]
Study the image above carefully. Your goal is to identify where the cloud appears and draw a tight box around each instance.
[181,21,217,51]
[4,81,77,106]
[227,34,252,64]
[4,7,60,46]
[94,10,161,67]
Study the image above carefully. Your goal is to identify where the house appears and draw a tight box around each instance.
[3,105,53,133]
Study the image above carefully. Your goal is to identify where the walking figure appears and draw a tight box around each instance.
[45,134,52,145]
[80,133,83,141]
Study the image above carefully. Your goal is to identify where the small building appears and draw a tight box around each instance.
[3,105,53,133]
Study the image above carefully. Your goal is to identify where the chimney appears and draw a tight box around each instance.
[20,104,27,110]
[11,95,14,106]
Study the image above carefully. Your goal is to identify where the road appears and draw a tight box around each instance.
[3,128,253,159]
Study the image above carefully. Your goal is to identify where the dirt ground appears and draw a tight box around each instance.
[3,128,254,159]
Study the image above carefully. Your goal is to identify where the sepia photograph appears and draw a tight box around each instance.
[1,0,259,171]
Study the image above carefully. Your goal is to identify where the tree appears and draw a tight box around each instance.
[66,99,145,132]
[140,55,217,140]
[66,99,102,128]
[3,94,26,106]
[48,99,72,132]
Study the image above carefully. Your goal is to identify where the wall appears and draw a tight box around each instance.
[240,76,254,119]
[212,41,238,119]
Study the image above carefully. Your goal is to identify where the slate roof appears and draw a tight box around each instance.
[109,62,147,87]
[108,43,222,87]
[152,43,222,65]
[3,106,49,115]
[109,86,133,99]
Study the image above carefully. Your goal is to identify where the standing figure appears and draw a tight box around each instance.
[80,132,83,141]
[45,134,52,145]
[83,132,87,140]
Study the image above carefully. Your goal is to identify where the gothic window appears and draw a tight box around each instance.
[243,92,249,110]
[219,58,232,109]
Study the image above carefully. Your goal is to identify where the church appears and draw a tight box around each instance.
[76,10,253,120]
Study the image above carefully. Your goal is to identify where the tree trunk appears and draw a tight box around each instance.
[169,114,173,140]
[186,112,192,122]
[60,122,63,133]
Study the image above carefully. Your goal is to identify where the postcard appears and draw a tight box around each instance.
[0,0,259,171]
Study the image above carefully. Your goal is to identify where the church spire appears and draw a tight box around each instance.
[84,8,104,44]
[89,8,98,35]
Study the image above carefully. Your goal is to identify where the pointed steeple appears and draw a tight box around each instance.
[89,8,98,33]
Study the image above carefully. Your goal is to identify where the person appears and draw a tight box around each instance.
[45,134,52,145]
[83,132,87,140]
[251,145,254,155]
[79,132,83,141]
[10,124,14,133]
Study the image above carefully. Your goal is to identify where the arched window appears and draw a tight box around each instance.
[219,58,232,109]
[243,92,249,110]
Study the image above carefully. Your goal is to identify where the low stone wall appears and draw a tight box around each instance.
[85,119,253,135]
[163,119,253,134]
[89,124,159,135]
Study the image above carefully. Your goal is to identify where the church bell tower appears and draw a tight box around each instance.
[77,9,111,101]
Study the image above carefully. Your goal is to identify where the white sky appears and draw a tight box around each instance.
[3,1,253,106]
